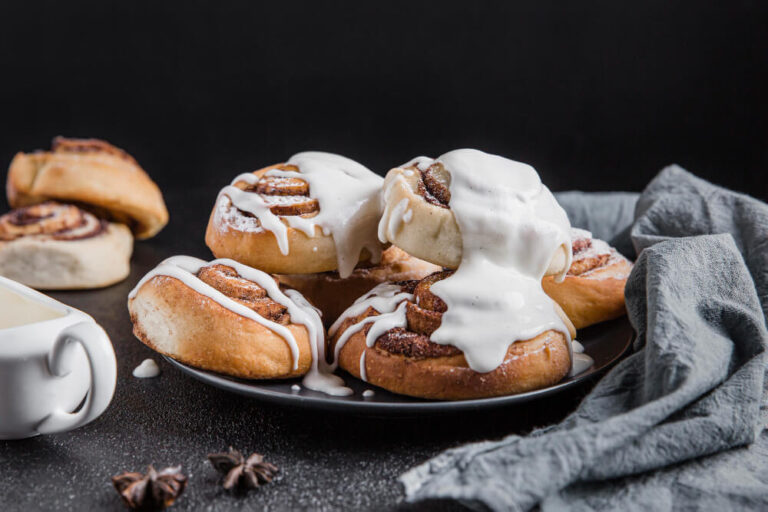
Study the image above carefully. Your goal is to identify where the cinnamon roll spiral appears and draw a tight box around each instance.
[128,256,349,394]
[7,137,168,239]
[0,202,106,241]
[543,229,632,329]
[205,153,384,277]
[378,160,571,274]
[329,271,575,400]
[0,202,132,290]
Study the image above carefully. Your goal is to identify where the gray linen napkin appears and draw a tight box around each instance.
[400,166,768,511]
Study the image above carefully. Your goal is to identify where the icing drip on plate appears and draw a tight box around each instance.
[214,152,384,278]
[128,256,352,396]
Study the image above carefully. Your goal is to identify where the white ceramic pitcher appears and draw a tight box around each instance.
[0,275,116,439]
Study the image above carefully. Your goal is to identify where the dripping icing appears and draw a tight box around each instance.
[128,256,352,396]
[214,152,384,278]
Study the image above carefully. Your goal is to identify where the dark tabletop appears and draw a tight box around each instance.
[0,187,599,511]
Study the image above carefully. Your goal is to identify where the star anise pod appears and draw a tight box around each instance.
[112,465,188,510]
[207,447,279,490]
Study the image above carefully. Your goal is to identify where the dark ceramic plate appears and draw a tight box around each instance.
[164,317,634,415]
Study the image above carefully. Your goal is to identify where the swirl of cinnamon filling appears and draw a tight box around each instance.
[0,202,107,242]
[333,236,608,361]
[567,229,614,276]
[232,164,320,218]
[331,271,463,360]
[410,162,451,208]
[196,263,290,323]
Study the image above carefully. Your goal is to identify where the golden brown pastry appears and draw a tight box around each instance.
[0,202,132,289]
[329,271,576,400]
[378,160,570,275]
[128,256,328,380]
[276,246,441,327]
[205,152,384,277]
[7,137,168,239]
[543,228,632,329]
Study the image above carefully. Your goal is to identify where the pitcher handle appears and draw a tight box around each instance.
[37,321,117,434]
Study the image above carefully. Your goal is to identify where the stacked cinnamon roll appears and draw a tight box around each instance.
[1,137,168,289]
[129,149,631,399]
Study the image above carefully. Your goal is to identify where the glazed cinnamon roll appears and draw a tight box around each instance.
[205,152,384,277]
[329,271,576,400]
[543,228,632,329]
[276,246,442,327]
[7,137,168,239]
[128,256,350,395]
[377,158,570,274]
[0,202,132,289]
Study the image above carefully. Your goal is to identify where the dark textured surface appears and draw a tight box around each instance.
[0,187,598,511]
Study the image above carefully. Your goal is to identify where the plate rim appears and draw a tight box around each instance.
[162,318,634,414]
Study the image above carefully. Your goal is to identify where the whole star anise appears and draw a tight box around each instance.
[112,465,188,510]
[207,447,279,490]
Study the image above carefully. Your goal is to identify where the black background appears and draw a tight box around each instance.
[1,1,767,200]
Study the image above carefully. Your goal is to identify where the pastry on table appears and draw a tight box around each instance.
[7,137,168,239]
[128,256,350,395]
[205,151,384,277]
[329,270,576,400]
[2,137,168,289]
[276,246,441,327]
[332,149,586,400]
[0,202,132,290]
[543,228,632,329]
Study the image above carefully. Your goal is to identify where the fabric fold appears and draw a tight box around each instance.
[400,167,768,511]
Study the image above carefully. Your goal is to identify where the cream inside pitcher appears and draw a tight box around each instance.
[0,275,116,440]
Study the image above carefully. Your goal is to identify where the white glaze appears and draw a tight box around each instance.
[291,384,301,393]
[132,358,160,378]
[362,389,375,398]
[0,286,64,329]
[570,353,594,376]
[361,150,576,376]
[129,256,352,396]
[408,150,573,373]
[572,340,585,353]
[359,350,368,381]
[328,283,413,336]
[214,152,384,278]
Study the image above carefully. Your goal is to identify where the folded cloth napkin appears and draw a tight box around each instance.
[400,166,768,511]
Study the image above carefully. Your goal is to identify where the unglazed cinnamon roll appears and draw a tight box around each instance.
[0,202,132,289]
[128,256,351,395]
[543,228,632,329]
[276,246,442,327]
[7,137,168,239]
[329,271,576,400]
[205,152,383,277]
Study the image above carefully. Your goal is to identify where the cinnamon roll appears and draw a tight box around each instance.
[276,246,442,327]
[205,152,384,277]
[330,150,593,399]
[377,157,570,274]
[128,256,351,395]
[0,202,132,289]
[7,137,168,239]
[543,228,632,329]
[329,271,576,400]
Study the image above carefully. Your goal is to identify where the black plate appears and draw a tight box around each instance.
[164,317,634,415]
